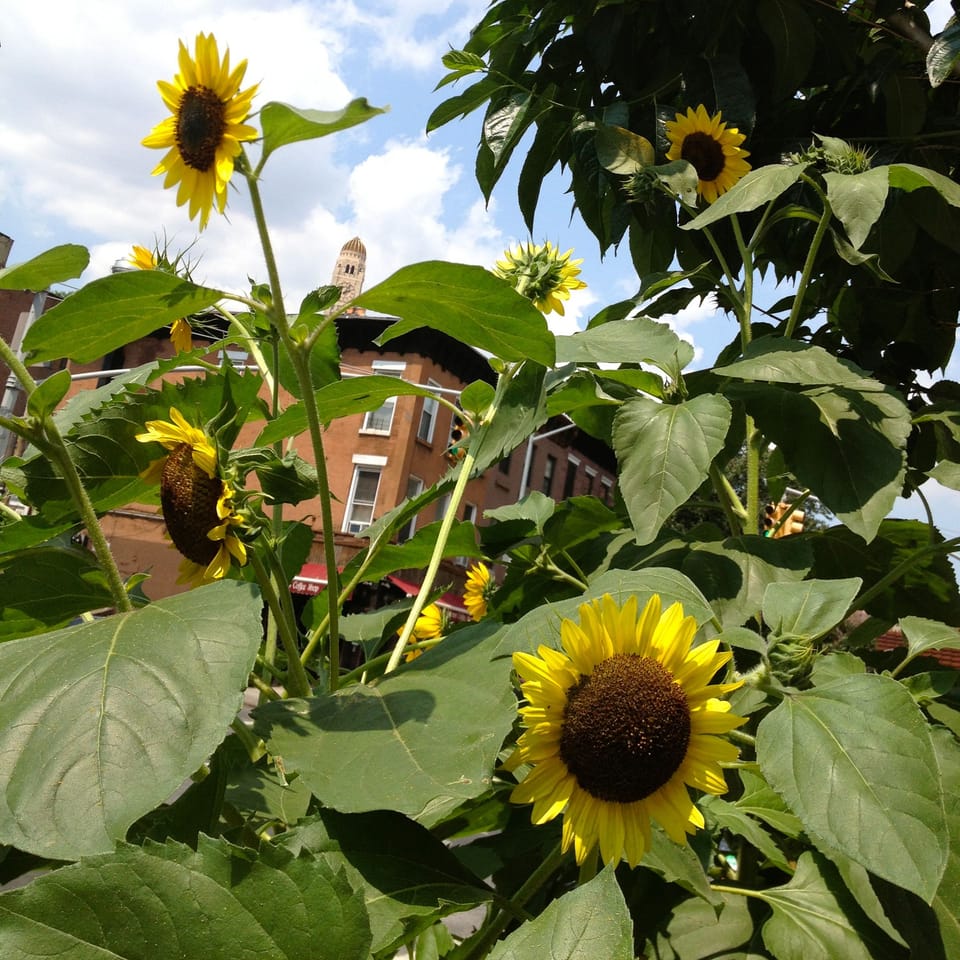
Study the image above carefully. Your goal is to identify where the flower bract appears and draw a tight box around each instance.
[509,593,744,868]
[143,32,259,229]
[136,407,246,585]
[463,562,493,621]
[665,105,751,204]
[494,241,586,316]
[128,245,193,352]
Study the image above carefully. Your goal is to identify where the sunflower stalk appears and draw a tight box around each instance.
[384,443,479,675]
[784,178,833,340]
[242,162,343,691]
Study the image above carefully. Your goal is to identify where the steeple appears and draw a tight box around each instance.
[331,237,367,314]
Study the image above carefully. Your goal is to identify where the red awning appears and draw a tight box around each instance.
[385,574,468,620]
[291,563,328,597]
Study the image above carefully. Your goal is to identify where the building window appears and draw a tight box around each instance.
[417,380,440,443]
[498,451,512,475]
[542,454,557,496]
[600,477,614,505]
[344,464,383,534]
[584,467,597,496]
[454,502,478,566]
[396,476,424,543]
[361,361,405,434]
[563,455,580,499]
[436,492,451,522]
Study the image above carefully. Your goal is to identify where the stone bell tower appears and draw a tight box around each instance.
[330,236,367,314]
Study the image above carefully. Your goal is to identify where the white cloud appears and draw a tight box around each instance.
[658,292,727,367]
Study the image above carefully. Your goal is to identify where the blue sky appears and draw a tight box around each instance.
[1,0,957,544]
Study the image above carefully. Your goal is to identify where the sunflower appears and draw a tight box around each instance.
[494,241,586,316]
[404,603,447,661]
[128,245,193,352]
[509,593,744,868]
[143,32,259,230]
[463,562,493,621]
[136,407,247,585]
[665,105,751,204]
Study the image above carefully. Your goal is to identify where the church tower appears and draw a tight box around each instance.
[330,237,367,314]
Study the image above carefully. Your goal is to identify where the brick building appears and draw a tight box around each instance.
[1,237,617,608]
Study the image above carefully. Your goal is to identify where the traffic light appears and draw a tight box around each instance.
[785,507,805,536]
[444,414,468,467]
[763,502,786,537]
[763,501,805,537]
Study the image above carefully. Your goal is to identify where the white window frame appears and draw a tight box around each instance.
[600,476,614,504]
[361,361,406,435]
[397,475,424,543]
[343,454,387,534]
[417,379,440,443]
[584,466,597,496]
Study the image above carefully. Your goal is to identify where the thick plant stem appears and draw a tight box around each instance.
[462,841,566,960]
[250,551,312,697]
[785,182,832,339]
[45,434,134,613]
[244,164,342,691]
[384,446,478,675]
[0,336,132,612]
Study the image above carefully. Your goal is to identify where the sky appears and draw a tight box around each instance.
[1,0,958,546]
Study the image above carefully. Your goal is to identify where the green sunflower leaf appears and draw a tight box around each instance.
[756,673,948,902]
[259,98,388,166]
[762,577,862,643]
[0,837,371,959]
[252,621,515,827]
[556,315,694,378]
[898,616,960,667]
[681,164,806,230]
[276,809,492,955]
[0,243,89,290]
[761,852,904,960]
[354,261,555,366]
[824,168,889,250]
[0,581,262,859]
[0,545,114,642]
[649,892,761,959]
[21,270,224,364]
[613,394,731,546]
[488,867,633,960]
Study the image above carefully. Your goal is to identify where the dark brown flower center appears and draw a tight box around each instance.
[160,443,221,565]
[559,653,691,803]
[176,86,226,171]
[682,131,725,182]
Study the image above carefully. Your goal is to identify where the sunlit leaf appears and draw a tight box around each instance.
[761,852,902,960]
[595,124,655,175]
[0,581,263,859]
[0,244,89,290]
[614,394,731,546]
[899,616,960,667]
[682,164,806,230]
[355,262,555,365]
[259,98,387,165]
[824,168,889,250]
[277,809,492,955]
[757,674,948,901]
[649,892,759,959]
[762,577,862,642]
[0,837,371,959]
[927,18,960,87]
[0,546,114,642]
[488,868,633,960]
[22,270,223,364]
[556,315,693,377]
[252,622,515,826]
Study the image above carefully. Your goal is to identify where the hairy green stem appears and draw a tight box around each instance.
[462,841,566,960]
[243,162,342,691]
[784,179,832,339]
[384,446,478,675]
[708,462,748,536]
[250,550,312,697]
